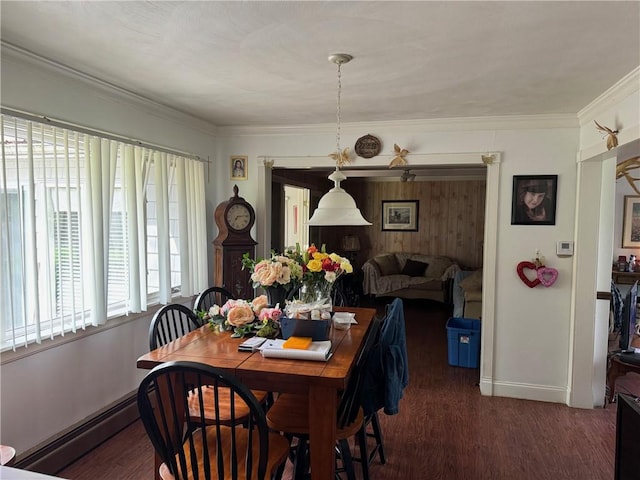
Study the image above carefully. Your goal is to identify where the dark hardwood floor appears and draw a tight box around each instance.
[56,298,638,480]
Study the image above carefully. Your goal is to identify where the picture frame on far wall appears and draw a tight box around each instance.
[230,155,248,180]
[622,195,640,248]
[510,174,558,225]
[382,200,419,231]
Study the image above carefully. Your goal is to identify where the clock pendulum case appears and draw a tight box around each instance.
[213,185,257,299]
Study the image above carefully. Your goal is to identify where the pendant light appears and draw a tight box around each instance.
[307,54,371,226]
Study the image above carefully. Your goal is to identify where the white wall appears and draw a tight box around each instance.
[216,122,579,404]
[1,47,639,459]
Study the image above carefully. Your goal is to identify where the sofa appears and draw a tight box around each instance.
[362,253,460,303]
[452,269,482,319]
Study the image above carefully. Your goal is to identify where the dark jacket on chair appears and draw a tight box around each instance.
[361,298,409,416]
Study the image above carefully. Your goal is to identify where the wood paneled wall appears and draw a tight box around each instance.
[328,179,486,269]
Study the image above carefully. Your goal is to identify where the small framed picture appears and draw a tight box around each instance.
[511,175,558,225]
[382,200,419,231]
[622,195,640,248]
[230,156,248,180]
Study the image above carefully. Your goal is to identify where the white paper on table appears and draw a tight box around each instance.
[259,339,333,361]
[333,312,358,324]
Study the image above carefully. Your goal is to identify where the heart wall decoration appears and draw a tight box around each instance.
[537,267,559,287]
[516,261,541,288]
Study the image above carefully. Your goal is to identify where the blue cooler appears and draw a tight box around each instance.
[446,317,481,368]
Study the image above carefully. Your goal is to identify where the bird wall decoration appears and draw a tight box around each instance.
[388,144,409,168]
[329,147,351,168]
[594,120,619,150]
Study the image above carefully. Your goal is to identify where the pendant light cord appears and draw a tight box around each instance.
[336,61,342,162]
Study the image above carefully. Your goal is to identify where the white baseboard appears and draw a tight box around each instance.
[480,377,568,404]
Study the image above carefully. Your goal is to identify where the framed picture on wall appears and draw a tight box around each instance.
[230,155,248,180]
[510,174,558,225]
[622,195,640,248]
[382,200,419,231]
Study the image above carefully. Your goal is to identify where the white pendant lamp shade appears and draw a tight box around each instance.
[308,170,371,226]
[308,53,371,226]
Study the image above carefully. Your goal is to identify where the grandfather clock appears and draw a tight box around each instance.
[213,185,257,299]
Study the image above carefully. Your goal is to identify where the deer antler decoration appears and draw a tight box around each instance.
[616,156,640,195]
[594,120,619,150]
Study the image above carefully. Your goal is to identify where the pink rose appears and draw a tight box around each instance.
[220,299,239,315]
[259,307,282,322]
[251,295,269,315]
[226,305,255,327]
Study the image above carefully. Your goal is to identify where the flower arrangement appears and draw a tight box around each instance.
[242,252,303,289]
[241,244,352,306]
[285,243,353,284]
[282,243,353,305]
[198,294,282,338]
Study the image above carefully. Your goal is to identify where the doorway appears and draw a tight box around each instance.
[283,184,310,250]
[257,153,501,397]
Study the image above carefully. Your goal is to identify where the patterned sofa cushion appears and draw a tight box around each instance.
[373,254,401,276]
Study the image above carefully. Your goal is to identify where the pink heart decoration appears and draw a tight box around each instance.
[516,261,541,288]
[537,267,558,287]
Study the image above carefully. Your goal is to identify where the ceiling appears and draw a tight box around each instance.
[2,1,639,129]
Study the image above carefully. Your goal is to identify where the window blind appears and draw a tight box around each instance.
[0,114,208,350]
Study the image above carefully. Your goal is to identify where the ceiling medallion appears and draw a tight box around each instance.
[355,134,382,159]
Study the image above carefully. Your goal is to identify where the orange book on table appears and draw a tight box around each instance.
[282,336,312,350]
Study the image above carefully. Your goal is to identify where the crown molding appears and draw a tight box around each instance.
[577,66,640,126]
[218,114,578,137]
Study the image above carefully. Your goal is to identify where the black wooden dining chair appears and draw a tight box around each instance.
[194,286,236,314]
[149,304,202,350]
[265,315,382,480]
[148,303,270,426]
[137,361,290,480]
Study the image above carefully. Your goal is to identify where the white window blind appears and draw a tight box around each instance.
[0,114,208,350]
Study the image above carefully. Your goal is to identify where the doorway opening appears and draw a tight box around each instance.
[283,184,310,251]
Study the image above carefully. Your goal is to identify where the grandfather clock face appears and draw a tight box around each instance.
[225,203,252,232]
[213,185,257,299]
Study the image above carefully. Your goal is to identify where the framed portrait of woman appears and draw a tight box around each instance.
[230,155,248,180]
[511,175,557,225]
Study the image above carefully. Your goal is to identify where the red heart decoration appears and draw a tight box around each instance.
[517,261,541,288]
[537,267,558,287]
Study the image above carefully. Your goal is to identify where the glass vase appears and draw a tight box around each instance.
[299,279,333,309]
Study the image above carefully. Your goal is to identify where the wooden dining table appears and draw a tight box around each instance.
[136,306,376,480]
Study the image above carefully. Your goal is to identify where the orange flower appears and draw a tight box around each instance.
[251,295,269,315]
[226,304,255,327]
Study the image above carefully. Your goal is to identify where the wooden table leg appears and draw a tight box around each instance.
[607,356,622,404]
[606,355,640,404]
[308,384,337,479]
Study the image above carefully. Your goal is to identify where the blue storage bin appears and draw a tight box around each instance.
[446,317,481,368]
